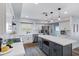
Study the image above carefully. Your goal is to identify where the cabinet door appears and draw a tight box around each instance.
[55,45,63,56]
[38,37,42,49]
[50,42,62,56]
[42,44,50,55]
[50,48,57,56]
[33,34,38,43]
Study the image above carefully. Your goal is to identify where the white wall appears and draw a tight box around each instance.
[0,3,6,34]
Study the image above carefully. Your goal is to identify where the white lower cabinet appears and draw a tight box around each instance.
[20,34,33,44]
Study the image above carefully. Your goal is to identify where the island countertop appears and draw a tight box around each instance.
[38,35,76,46]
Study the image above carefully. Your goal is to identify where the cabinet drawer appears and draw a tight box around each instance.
[50,42,63,56]
[42,44,49,55]
[38,42,42,49]
[50,42,62,49]
[38,37,42,49]
[50,48,62,56]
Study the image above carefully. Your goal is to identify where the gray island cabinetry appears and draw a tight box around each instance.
[38,35,76,56]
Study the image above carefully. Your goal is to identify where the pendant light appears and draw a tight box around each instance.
[58,16,61,20]
[58,8,61,20]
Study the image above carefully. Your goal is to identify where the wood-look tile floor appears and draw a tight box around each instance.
[24,47,46,56]
[72,48,79,56]
[24,43,46,56]
[24,43,79,56]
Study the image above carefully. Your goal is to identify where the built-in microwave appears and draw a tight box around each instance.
[43,40,49,46]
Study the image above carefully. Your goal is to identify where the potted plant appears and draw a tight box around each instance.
[6,39,13,48]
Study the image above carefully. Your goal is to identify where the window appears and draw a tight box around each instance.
[21,23,33,34]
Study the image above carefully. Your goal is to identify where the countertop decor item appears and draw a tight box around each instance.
[0,38,13,55]
[1,46,9,52]
[6,39,13,48]
[0,46,13,55]
[7,39,14,45]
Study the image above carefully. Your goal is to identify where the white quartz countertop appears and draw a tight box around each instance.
[1,42,25,56]
[38,35,76,46]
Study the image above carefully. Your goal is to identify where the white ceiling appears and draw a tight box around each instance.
[11,3,79,21]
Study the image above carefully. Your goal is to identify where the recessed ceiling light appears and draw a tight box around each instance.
[50,12,53,14]
[64,11,68,14]
[58,8,61,10]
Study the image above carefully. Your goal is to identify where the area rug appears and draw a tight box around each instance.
[24,43,36,48]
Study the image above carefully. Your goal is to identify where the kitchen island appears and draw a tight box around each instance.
[38,35,76,56]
